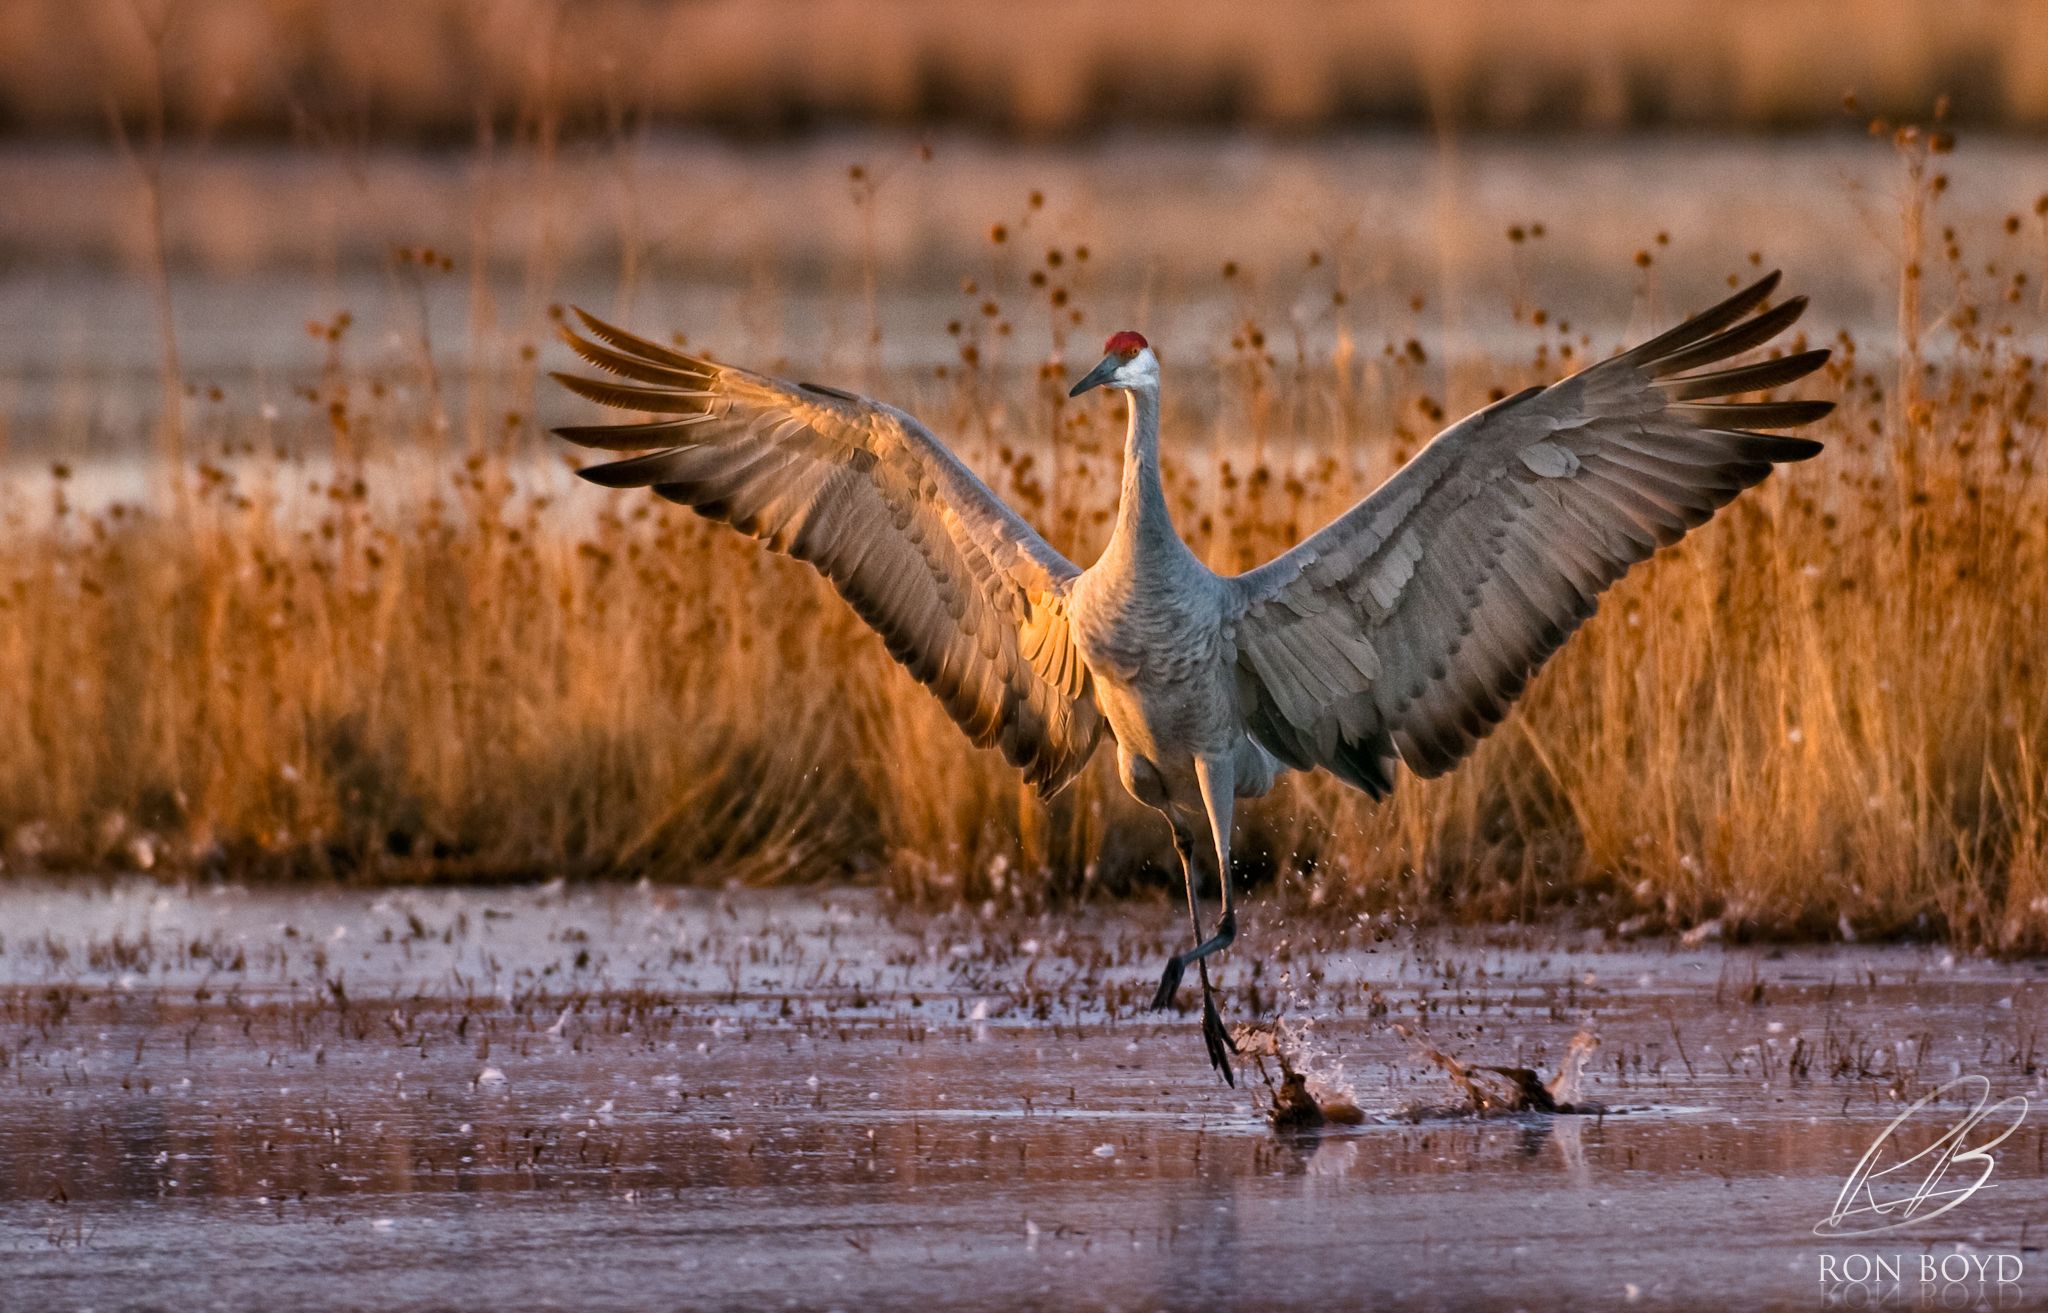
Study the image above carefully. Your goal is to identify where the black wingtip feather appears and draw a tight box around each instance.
[569,308,710,373]
[553,417,709,451]
[1659,347,1833,401]
[1625,270,1784,364]
[1649,296,1811,378]
[574,463,636,488]
[1669,399,1835,430]
[574,452,682,488]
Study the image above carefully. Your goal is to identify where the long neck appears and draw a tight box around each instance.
[1103,384,1180,566]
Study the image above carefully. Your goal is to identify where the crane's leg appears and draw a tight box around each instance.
[1150,819,1235,1084]
[1148,754,1240,1084]
[1190,753,1239,963]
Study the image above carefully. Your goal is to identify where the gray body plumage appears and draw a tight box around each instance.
[551,270,1833,1080]
[1063,373,1282,824]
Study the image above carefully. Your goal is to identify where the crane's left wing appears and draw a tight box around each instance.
[552,312,1103,794]
[1229,272,1831,797]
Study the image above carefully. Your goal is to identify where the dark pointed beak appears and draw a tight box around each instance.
[1068,356,1118,398]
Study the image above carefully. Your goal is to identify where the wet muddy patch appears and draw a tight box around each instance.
[5,882,2047,1311]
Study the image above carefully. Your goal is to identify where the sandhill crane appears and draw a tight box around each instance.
[552,271,1831,1084]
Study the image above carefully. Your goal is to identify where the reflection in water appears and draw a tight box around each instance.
[1160,1158,1246,1308]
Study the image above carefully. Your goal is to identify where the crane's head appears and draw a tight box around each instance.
[1068,331,1158,397]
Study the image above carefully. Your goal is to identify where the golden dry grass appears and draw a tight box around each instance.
[4,117,2047,949]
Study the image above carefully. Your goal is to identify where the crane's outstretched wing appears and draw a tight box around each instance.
[552,312,1103,793]
[1230,271,1831,797]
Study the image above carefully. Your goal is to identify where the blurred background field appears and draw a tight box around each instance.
[2,1,2047,949]
[11,0,2048,137]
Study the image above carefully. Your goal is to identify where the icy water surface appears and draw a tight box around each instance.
[5,882,2047,1311]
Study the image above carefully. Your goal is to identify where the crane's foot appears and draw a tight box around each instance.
[1151,954,1186,1011]
[1201,987,1237,1086]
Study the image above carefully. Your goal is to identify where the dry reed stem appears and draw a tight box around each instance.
[5,74,2046,948]
[3,282,2044,951]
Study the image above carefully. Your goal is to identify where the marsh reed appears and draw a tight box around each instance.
[5,107,2048,950]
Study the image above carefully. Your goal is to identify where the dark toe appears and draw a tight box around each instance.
[1204,1023,1235,1086]
[1201,998,1236,1085]
[1151,957,1185,1011]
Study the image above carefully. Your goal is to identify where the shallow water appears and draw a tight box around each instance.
[5,882,2046,1311]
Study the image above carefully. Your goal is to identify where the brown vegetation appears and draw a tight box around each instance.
[4,98,2048,950]
[13,0,2048,141]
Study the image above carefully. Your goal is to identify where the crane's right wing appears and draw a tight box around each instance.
[552,312,1104,794]
[1229,272,1831,796]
